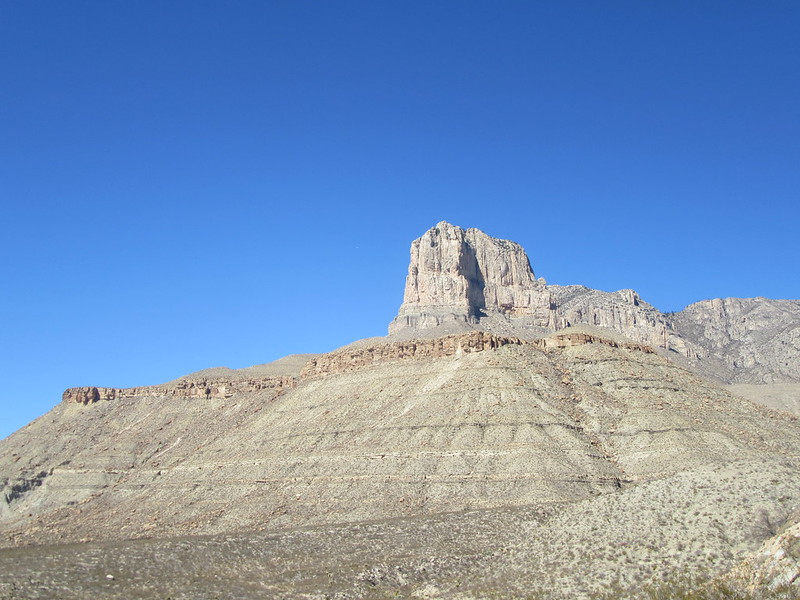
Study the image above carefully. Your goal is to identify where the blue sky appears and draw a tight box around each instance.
[1,1,798,440]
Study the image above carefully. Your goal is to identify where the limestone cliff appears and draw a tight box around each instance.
[389,222,800,384]
[389,222,556,333]
[389,223,684,350]
[62,376,296,405]
[301,331,525,378]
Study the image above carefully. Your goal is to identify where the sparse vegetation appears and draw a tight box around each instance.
[590,575,800,600]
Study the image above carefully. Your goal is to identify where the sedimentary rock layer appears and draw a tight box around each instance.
[300,331,525,378]
[62,377,296,404]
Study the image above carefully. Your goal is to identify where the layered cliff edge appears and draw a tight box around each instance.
[60,329,656,407]
[389,221,800,385]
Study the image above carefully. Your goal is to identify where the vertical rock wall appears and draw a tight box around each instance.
[389,222,555,333]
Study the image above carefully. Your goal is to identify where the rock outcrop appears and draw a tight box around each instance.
[301,332,525,378]
[731,518,800,592]
[388,223,680,349]
[533,330,655,354]
[548,285,682,351]
[62,376,296,405]
[389,222,556,333]
[61,331,656,409]
[62,335,525,406]
[389,222,696,357]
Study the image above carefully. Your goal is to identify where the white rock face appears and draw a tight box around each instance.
[389,222,673,348]
[389,222,555,333]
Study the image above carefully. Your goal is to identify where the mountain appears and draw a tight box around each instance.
[1,222,799,599]
[389,221,800,386]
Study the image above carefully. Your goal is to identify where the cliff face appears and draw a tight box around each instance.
[301,331,525,378]
[60,334,526,406]
[389,223,800,384]
[60,331,655,401]
[388,222,676,346]
[389,222,556,333]
[549,285,680,351]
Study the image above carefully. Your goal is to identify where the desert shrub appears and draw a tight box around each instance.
[589,574,800,600]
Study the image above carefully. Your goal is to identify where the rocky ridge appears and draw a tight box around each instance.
[59,333,526,406]
[390,222,800,385]
[59,331,658,407]
[62,377,297,405]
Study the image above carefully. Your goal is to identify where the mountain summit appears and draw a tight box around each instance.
[390,222,800,386]
[390,221,555,334]
[388,222,678,350]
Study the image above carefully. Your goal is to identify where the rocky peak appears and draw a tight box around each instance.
[389,222,555,333]
[388,223,694,363]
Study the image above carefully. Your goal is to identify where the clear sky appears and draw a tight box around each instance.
[1,1,798,440]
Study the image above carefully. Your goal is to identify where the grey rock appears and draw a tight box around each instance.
[389,221,556,334]
[673,297,800,384]
[389,222,800,384]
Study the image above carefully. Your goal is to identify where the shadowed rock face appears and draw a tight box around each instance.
[389,222,556,333]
